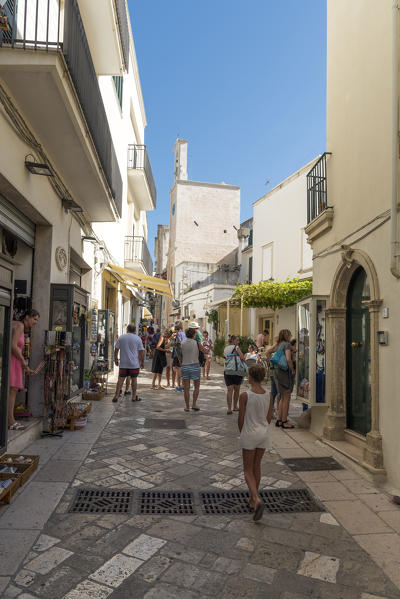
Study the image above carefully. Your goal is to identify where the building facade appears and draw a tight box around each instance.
[305,0,400,490]
[0,0,156,452]
[250,160,315,343]
[166,139,240,332]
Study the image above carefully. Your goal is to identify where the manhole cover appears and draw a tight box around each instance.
[283,457,344,471]
[200,489,324,515]
[140,491,195,514]
[69,488,133,514]
[144,418,186,429]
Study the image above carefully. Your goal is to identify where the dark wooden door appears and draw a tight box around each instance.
[346,268,371,435]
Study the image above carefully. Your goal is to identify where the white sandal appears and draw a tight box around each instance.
[8,422,25,431]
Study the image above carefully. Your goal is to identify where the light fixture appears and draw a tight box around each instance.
[24,154,53,176]
[62,198,83,213]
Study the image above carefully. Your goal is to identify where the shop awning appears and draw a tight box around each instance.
[108,264,172,297]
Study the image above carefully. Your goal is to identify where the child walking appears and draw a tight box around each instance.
[238,364,273,521]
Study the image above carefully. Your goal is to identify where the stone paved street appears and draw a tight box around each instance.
[1,362,400,598]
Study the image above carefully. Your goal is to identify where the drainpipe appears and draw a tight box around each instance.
[391,0,400,277]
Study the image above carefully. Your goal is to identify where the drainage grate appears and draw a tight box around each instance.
[140,491,195,514]
[200,488,324,515]
[144,418,186,429]
[69,488,133,514]
[283,457,344,471]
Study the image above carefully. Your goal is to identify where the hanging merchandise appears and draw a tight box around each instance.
[42,330,72,437]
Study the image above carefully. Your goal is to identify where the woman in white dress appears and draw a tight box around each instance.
[238,364,273,521]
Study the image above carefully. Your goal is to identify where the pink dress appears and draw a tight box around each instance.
[9,323,24,389]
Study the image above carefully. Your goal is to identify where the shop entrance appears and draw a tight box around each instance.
[0,257,14,454]
[259,317,274,345]
[346,267,371,436]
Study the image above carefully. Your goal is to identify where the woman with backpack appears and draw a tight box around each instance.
[224,335,246,415]
[181,328,207,411]
[266,329,295,429]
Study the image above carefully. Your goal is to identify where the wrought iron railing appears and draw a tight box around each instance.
[0,0,123,217]
[127,145,157,208]
[307,152,331,224]
[114,0,129,71]
[124,236,153,275]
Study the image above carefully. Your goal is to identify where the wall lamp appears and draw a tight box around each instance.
[62,198,83,213]
[24,154,53,177]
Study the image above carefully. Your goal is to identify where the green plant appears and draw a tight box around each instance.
[233,278,312,309]
[237,336,257,355]
[213,336,225,358]
[206,309,219,333]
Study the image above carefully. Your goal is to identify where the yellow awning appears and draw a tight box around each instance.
[143,308,153,319]
[108,264,172,297]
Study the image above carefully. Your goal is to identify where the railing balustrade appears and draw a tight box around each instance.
[127,145,157,208]
[307,152,331,224]
[124,236,153,275]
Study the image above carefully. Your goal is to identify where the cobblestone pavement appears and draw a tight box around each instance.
[1,362,400,598]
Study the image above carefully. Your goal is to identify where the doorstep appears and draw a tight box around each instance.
[5,418,42,455]
[320,437,387,486]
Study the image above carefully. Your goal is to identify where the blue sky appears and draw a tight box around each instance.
[127,1,327,259]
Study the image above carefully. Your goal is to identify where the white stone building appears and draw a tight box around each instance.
[0,0,158,452]
[166,139,240,332]
[250,159,315,343]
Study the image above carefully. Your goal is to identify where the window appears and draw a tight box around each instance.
[262,243,273,280]
[248,229,253,246]
[172,203,175,216]
[113,76,123,109]
[248,256,253,283]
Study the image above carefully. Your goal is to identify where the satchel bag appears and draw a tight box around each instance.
[224,349,248,377]
[270,348,288,371]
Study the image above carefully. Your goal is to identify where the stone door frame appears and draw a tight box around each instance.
[323,248,385,474]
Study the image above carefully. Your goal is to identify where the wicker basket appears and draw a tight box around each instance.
[0,473,20,504]
[0,454,40,486]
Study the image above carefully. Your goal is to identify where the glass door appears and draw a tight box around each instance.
[297,302,310,401]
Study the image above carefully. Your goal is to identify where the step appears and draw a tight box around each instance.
[6,418,42,454]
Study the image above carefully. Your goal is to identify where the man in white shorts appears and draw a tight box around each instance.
[112,325,145,402]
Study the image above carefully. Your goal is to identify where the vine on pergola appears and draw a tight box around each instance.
[233,278,312,310]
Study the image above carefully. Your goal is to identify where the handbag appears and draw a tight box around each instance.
[270,347,288,371]
[224,348,248,377]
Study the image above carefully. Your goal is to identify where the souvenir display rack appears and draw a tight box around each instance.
[0,453,40,504]
[82,358,109,400]
[65,399,92,432]
[42,330,72,437]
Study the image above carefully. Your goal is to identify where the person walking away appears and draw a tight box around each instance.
[181,328,206,411]
[9,309,40,430]
[256,329,268,349]
[267,329,295,428]
[112,325,145,402]
[172,322,186,390]
[224,335,245,414]
[238,364,273,521]
[150,330,168,389]
[164,330,173,388]
[190,321,206,370]
[201,331,213,379]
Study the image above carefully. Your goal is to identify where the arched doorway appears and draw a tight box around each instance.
[346,267,371,435]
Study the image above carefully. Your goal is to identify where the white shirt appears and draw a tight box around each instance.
[115,333,144,369]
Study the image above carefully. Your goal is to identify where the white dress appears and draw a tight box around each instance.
[240,390,269,450]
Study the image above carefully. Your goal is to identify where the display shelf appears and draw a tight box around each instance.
[0,453,40,486]
[0,473,20,505]
[65,400,92,432]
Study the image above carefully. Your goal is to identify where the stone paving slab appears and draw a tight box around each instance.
[1,362,400,598]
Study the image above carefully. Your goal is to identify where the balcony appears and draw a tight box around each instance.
[78,0,129,75]
[305,153,333,243]
[127,145,157,211]
[124,236,153,275]
[0,0,122,220]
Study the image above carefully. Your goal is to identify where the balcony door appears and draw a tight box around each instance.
[346,267,371,436]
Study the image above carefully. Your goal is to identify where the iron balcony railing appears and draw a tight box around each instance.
[124,236,153,275]
[127,145,157,208]
[0,0,123,217]
[307,152,332,224]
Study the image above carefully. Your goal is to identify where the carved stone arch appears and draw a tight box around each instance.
[329,248,380,309]
[323,247,385,475]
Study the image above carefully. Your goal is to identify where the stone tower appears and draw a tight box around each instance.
[173,139,188,182]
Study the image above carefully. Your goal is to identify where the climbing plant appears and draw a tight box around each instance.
[233,278,312,310]
[206,309,219,333]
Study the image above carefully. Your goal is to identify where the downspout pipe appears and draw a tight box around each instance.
[391,1,400,277]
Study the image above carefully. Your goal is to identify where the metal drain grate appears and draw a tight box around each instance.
[69,488,133,514]
[283,457,344,471]
[144,418,186,429]
[200,488,324,515]
[140,491,195,514]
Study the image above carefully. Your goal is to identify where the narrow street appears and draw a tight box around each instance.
[1,362,400,599]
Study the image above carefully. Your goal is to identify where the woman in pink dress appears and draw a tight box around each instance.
[8,309,40,430]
